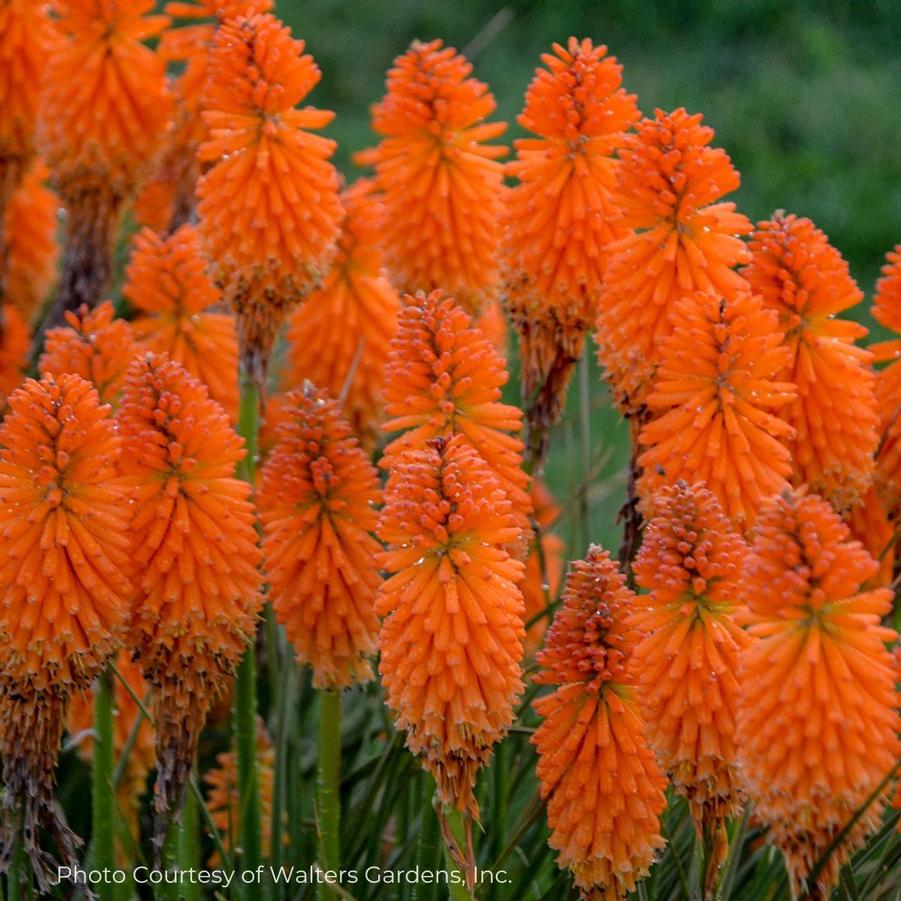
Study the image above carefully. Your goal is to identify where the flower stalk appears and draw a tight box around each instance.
[91,668,115,901]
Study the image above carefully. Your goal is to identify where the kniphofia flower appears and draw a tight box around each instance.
[869,245,901,428]
[737,489,900,897]
[258,384,382,689]
[0,374,132,887]
[39,300,137,407]
[0,0,51,229]
[40,0,171,316]
[285,180,399,447]
[521,478,565,655]
[532,546,666,899]
[3,160,59,323]
[197,11,342,377]
[118,353,262,852]
[505,38,639,461]
[382,290,532,532]
[0,303,28,413]
[377,435,525,816]
[359,39,507,314]
[597,108,752,414]
[204,717,278,866]
[742,212,877,511]
[638,288,796,528]
[631,481,751,832]
[845,486,894,588]
[123,224,238,420]
[135,0,274,232]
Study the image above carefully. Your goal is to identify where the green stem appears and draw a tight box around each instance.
[178,783,201,901]
[7,814,24,901]
[92,668,115,901]
[317,690,341,901]
[441,806,473,901]
[412,780,441,901]
[235,364,263,886]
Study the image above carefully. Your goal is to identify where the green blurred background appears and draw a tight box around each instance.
[276,0,901,551]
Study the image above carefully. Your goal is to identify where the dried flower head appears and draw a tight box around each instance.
[742,212,877,511]
[39,301,137,407]
[123,224,238,419]
[285,180,399,447]
[638,289,796,529]
[737,489,900,897]
[0,374,131,887]
[382,290,532,532]
[533,546,666,898]
[631,481,751,831]
[118,353,262,853]
[377,436,525,815]
[360,39,507,313]
[259,385,382,689]
[506,38,639,462]
[597,108,752,413]
[197,12,342,375]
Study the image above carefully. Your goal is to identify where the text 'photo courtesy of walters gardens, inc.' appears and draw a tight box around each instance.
[56,866,512,890]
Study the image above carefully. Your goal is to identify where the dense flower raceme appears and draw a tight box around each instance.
[597,108,752,414]
[737,489,900,897]
[844,486,894,588]
[285,180,400,447]
[0,0,51,217]
[40,0,172,314]
[123,224,238,420]
[0,374,132,886]
[382,290,532,535]
[742,213,877,511]
[3,160,59,322]
[638,289,796,529]
[133,0,275,233]
[0,303,29,413]
[869,245,901,428]
[522,478,565,655]
[259,385,382,689]
[505,38,639,460]
[359,39,507,314]
[39,301,138,407]
[533,546,667,899]
[631,481,751,832]
[118,354,262,851]
[377,436,526,815]
[204,717,279,866]
[197,12,343,374]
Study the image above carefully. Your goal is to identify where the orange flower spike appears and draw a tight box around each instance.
[505,38,638,461]
[737,489,900,897]
[742,213,877,510]
[39,301,137,408]
[597,108,752,413]
[382,290,532,531]
[259,385,382,689]
[0,0,51,218]
[204,717,279,866]
[844,486,894,588]
[123,225,238,420]
[631,481,751,831]
[521,478,565,655]
[285,180,400,447]
[41,0,172,313]
[197,12,343,375]
[377,436,526,815]
[135,0,274,232]
[362,39,507,313]
[3,160,59,323]
[0,303,29,413]
[869,245,901,427]
[532,546,666,899]
[637,289,796,529]
[118,353,263,852]
[0,374,132,886]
